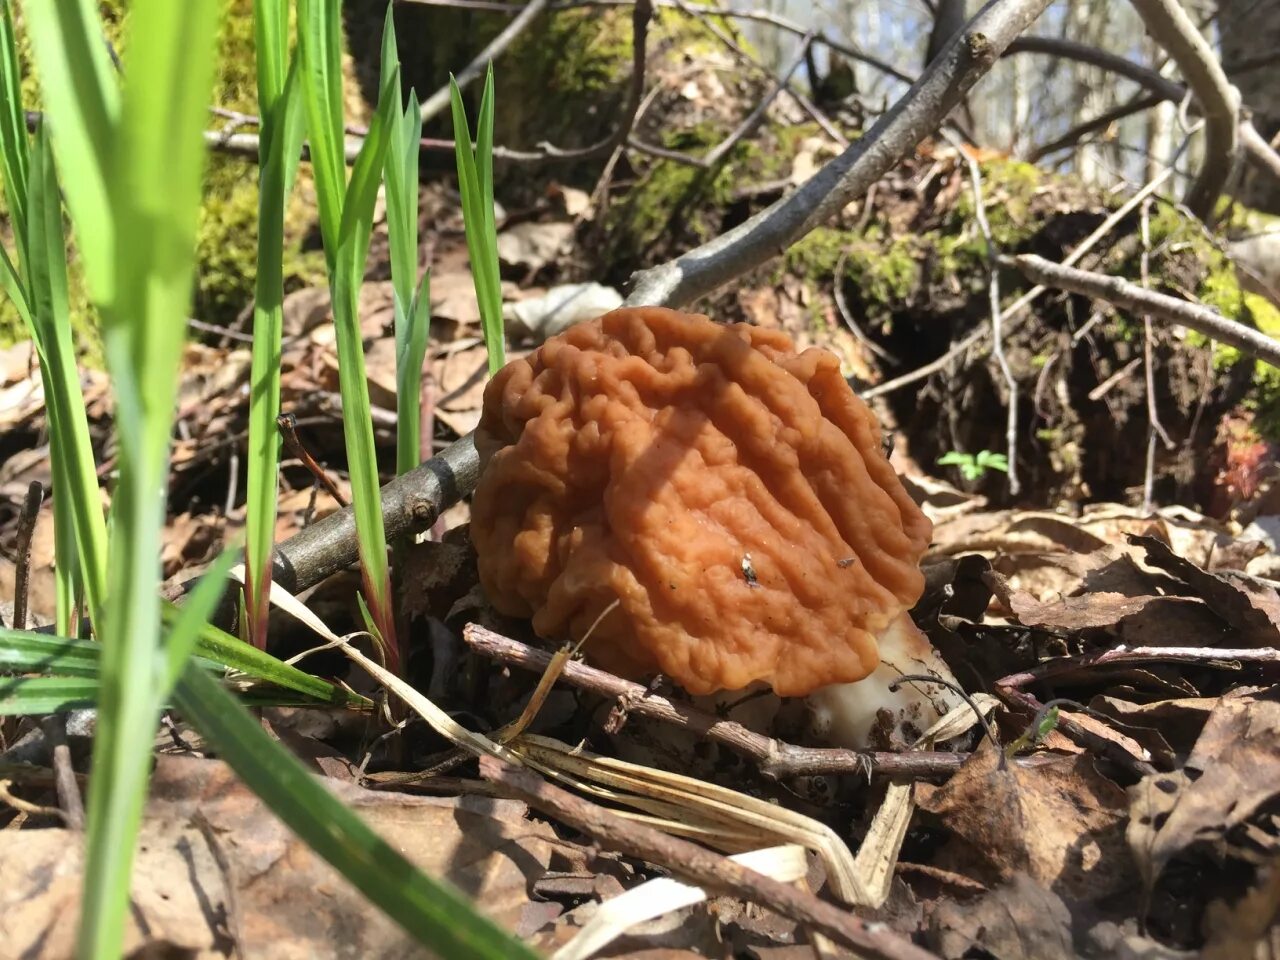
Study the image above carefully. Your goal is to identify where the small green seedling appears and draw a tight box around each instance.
[937,449,1009,482]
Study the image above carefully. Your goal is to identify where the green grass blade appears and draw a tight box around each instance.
[297,0,346,257]
[0,238,30,321]
[383,19,430,475]
[159,602,372,708]
[31,0,222,955]
[0,676,100,715]
[382,9,414,308]
[0,619,371,710]
[22,0,120,304]
[396,270,431,474]
[0,629,103,678]
[0,0,30,271]
[253,0,288,116]
[28,125,108,618]
[245,56,307,650]
[330,70,401,664]
[174,665,542,960]
[449,72,504,374]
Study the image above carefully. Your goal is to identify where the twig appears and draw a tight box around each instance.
[276,413,348,507]
[1126,0,1240,218]
[41,716,85,830]
[1138,199,1173,512]
[833,250,899,364]
[1086,356,1143,401]
[943,127,1020,495]
[12,481,43,631]
[462,623,1048,780]
[998,645,1280,689]
[624,0,1055,308]
[479,755,942,960]
[1029,93,1168,163]
[1009,253,1280,369]
[267,433,480,595]
[417,0,552,124]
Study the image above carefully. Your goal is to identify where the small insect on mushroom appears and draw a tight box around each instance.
[471,307,963,749]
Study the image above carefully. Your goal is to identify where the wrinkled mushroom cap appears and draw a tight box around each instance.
[471,307,932,697]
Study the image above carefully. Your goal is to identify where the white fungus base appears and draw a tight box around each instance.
[805,614,964,749]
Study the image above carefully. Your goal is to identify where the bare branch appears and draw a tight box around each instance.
[1125,0,1240,218]
[267,435,480,596]
[1009,253,1280,368]
[624,0,1055,309]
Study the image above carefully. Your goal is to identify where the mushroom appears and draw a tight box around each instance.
[471,306,963,748]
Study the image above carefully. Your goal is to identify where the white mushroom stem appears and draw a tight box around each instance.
[805,614,965,750]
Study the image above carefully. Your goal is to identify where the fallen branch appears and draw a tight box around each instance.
[479,754,942,960]
[268,434,479,595]
[463,623,1052,780]
[1009,253,1280,369]
[623,0,1055,308]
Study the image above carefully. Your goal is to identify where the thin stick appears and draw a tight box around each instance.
[462,623,1050,780]
[1138,199,1173,511]
[943,127,1019,495]
[998,645,1279,690]
[478,755,941,960]
[276,413,348,507]
[1010,253,1280,369]
[12,481,43,632]
[41,716,85,830]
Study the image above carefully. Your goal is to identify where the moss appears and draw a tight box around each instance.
[949,157,1044,247]
[194,0,324,327]
[782,228,919,321]
[1,0,324,344]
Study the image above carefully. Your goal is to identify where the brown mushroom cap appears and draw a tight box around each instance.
[471,307,932,697]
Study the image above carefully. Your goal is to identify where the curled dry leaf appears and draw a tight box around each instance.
[1133,534,1280,646]
[1127,687,1280,893]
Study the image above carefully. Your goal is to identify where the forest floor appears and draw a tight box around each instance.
[2,157,1279,959]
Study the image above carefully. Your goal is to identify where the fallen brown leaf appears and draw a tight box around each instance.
[0,756,577,959]
[917,741,1135,904]
[927,873,1075,960]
